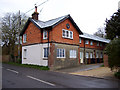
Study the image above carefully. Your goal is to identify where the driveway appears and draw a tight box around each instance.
[2,63,120,88]
[56,63,119,81]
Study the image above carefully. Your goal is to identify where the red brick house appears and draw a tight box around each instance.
[20,7,110,70]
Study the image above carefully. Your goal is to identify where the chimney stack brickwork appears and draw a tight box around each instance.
[32,6,39,20]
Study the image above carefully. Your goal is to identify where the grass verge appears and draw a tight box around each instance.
[3,62,49,70]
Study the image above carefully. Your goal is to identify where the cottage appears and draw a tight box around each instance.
[20,6,110,70]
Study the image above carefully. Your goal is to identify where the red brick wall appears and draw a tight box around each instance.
[79,38,105,50]
[104,54,109,67]
[22,22,41,45]
[50,19,80,45]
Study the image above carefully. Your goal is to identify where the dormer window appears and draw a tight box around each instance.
[62,29,73,39]
[43,30,47,39]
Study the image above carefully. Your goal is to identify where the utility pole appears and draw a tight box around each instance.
[18,10,21,61]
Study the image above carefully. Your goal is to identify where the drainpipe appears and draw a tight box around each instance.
[84,38,86,64]
[47,29,50,67]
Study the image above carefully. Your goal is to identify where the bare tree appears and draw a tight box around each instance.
[1,12,28,62]
[94,27,106,38]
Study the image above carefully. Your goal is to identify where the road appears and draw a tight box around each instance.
[2,64,120,88]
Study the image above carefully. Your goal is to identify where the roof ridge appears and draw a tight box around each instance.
[44,14,69,23]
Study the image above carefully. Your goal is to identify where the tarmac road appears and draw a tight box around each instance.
[2,64,120,88]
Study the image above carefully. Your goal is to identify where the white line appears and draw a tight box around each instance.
[7,69,19,74]
[27,75,55,86]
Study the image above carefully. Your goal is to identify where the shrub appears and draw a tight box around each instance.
[105,38,120,72]
[114,72,120,79]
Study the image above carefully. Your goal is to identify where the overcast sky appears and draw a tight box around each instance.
[0,0,119,34]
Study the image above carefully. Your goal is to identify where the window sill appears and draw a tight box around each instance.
[57,57,65,59]
[62,36,73,40]
[43,57,48,60]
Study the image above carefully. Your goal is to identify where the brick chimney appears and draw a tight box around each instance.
[32,6,39,20]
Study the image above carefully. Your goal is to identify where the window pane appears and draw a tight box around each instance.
[44,48,48,58]
[63,30,65,37]
[70,31,73,39]
[79,38,81,43]
[66,31,69,37]
[86,52,89,58]
[43,30,47,39]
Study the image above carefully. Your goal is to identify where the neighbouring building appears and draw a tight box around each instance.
[20,6,110,70]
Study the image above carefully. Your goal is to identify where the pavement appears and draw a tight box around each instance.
[2,63,120,88]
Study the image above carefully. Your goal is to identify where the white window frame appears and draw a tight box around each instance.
[43,48,48,58]
[90,41,93,45]
[100,43,102,46]
[97,42,99,46]
[23,34,27,43]
[79,38,82,43]
[23,49,27,59]
[100,52,103,58]
[90,52,93,58]
[96,52,99,58]
[85,40,89,45]
[57,48,65,58]
[62,29,73,39]
[86,52,89,58]
[69,50,76,58]
[43,30,47,39]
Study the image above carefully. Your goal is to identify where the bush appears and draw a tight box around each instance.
[114,72,120,79]
[105,38,120,72]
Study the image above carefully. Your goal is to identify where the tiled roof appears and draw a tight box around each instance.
[79,33,110,43]
[31,15,69,28]
[20,14,82,36]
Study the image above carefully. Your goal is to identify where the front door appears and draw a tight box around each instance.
[80,52,83,63]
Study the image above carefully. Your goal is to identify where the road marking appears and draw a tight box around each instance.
[27,75,55,87]
[7,69,19,74]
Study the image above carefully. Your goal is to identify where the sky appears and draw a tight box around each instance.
[0,0,119,34]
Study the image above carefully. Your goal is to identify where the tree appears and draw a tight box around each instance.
[105,38,120,72]
[94,27,106,38]
[105,9,120,40]
[1,12,28,62]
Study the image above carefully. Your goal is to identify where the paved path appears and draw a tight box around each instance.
[2,63,120,88]
[56,63,103,73]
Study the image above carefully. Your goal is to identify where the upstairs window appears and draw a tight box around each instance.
[23,34,27,43]
[79,38,82,43]
[62,29,73,39]
[97,42,99,46]
[85,40,89,45]
[90,41,93,45]
[43,30,47,39]
[100,43,102,46]
[69,50,76,58]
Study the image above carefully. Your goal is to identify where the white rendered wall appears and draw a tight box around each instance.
[22,43,49,66]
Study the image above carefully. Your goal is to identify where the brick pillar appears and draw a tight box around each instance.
[48,43,55,68]
[104,54,108,67]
